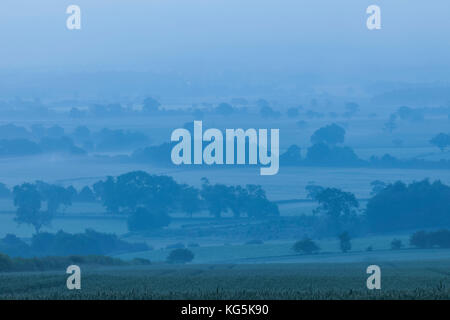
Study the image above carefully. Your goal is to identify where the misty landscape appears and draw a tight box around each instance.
[0,0,450,300]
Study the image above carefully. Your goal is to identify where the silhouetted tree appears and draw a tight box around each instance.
[338,232,351,253]
[293,238,320,254]
[166,248,194,264]
[430,133,450,152]
[77,186,96,203]
[142,97,161,113]
[13,183,48,234]
[313,188,359,219]
[215,103,234,116]
[311,124,345,145]
[366,180,450,232]
[370,180,386,195]
[391,239,403,250]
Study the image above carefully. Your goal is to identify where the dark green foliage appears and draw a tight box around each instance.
[391,239,403,250]
[305,143,362,166]
[429,133,450,152]
[127,207,171,232]
[13,181,73,234]
[338,232,351,253]
[201,179,279,219]
[76,186,96,202]
[310,123,345,146]
[0,253,13,271]
[28,229,148,256]
[142,97,161,113]
[410,230,450,249]
[292,238,320,254]
[13,183,46,233]
[313,188,359,219]
[166,248,194,264]
[94,171,180,215]
[366,180,450,232]
[370,180,386,195]
[215,103,234,116]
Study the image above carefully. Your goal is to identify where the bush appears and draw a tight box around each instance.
[391,239,403,250]
[366,180,450,232]
[166,249,194,264]
[30,229,148,256]
[410,230,450,249]
[292,238,320,254]
[0,234,30,257]
[410,231,431,248]
[0,253,145,273]
[0,253,13,271]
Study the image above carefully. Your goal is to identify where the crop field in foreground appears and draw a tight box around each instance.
[0,260,449,299]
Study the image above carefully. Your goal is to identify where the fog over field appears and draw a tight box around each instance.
[0,0,450,299]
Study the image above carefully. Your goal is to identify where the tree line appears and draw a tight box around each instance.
[9,171,279,234]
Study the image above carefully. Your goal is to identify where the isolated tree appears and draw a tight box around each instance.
[166,248,194,264]
[127,207,171,232]
[391,239,403,250]
[226,185,248,218]
[313,188,359,219]
[35,181,72,214]
[410,231,432,249]
[200,179,232,218]
[293,238,320,254]
[310,124,345,146]
[430,133,450,152]
[260,106,281,119]
[338,232,352,253]
[94,171,180,215]
[215,103,234,116]
[366,180,450,232]
[243,184,279,218]
[142,97,161,113]
[13,183,49,234]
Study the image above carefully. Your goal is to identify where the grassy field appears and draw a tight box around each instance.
[117,233,418,264]
[0,260,449,299]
